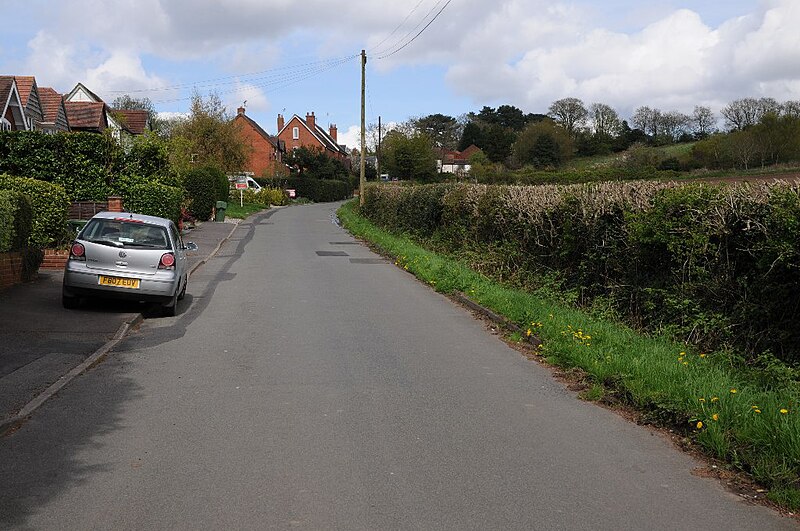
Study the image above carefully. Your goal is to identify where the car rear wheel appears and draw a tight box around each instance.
[162,287,179,317]
[177,276,187,301]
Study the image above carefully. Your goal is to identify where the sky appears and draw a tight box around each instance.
[1,0,799,150]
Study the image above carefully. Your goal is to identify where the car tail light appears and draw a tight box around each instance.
[70,242,85,261]
[159,253,175,269]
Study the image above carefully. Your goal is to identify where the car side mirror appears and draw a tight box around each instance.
[184,242,199,251]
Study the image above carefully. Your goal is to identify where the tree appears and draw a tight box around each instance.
[660,111,691,142]
[632,106,662,138]
[589,103,621,137]
[480,124,516,163]
[169,91,250,175]
[284,146,349,180]
[411,114,461,150]
[691,106,716,138]
[548,97,588,137]
[722,98,760,131]
[381,131,437,181]
[458,121,484,151]
[512,120,573,168]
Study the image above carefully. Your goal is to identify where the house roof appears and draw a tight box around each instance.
[113,109,149,134]
[279,113,347,155]
[65,82,103,103]
[0,77,14,112]
[64,101,107,130]
[38,87,64,123]
[13,76,35,106]
[236,113,282,150]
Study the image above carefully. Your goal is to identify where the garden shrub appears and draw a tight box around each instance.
[360,180,800,365]
[256,177,352,202]
[113,175,184,223]
[0,174,70,247]
[0,191,14,252]
[183,166,222,220]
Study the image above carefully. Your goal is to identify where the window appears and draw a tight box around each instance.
[292,126,299,140]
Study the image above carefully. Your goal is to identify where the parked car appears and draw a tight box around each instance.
[62,211,198,316]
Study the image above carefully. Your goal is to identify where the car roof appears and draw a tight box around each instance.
[90,211,173,227]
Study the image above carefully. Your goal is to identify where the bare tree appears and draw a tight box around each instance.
[548,97,588,137]
[782,100,800,118]
[589,103,621,137]
[632,106,662,137]
[661,111,691,141]
[691,106,716,137]
[722,98,761,131]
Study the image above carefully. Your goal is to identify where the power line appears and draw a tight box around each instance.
[368,0,428,55]
[376,0,452,60]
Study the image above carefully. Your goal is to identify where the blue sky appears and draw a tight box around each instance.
[1,0,797,149]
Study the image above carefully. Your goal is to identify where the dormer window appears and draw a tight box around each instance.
[292,126,299,140]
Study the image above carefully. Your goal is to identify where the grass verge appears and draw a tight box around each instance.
[337,199,800,511]
[225,202,269,219]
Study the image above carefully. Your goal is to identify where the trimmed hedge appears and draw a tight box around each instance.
[361,181,800,365]
[184,166,227,221]
[113,175,184,223]
[256,177,352,202]
[0,175,70,247]
[0,131,119,200]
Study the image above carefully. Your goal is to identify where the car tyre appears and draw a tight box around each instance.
[177,276,187,301]
[162,288,179,317]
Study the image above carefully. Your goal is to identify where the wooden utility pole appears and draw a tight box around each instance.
[359,49,367,206]
[377,116,381,178]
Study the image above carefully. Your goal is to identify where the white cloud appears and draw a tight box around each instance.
[226,82,270,114]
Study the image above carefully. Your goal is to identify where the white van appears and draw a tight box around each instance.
[228,174,262,192]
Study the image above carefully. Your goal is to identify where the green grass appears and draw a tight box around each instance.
[224,201,269,219]
[338,200,800,509]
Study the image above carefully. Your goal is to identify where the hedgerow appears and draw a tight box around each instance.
[256,176,352,202]
[361,181,800,366]
[0,175,70,247]
[113,175,184,223]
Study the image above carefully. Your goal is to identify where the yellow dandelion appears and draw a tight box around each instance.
[682,361,689,366]
[699,398,706,403]
[754,409,762,414]
[526,329,532,337]
[680,352,686,356]
[699,353,707,358]
[730,389,737,394]
[711,397,719,402]
[712,414,719,421]
[780,409,789,414]
[696,421,704,429]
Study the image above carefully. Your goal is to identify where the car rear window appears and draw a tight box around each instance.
[81,218,171,250]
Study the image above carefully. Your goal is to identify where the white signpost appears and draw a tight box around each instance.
[235,181,247,206]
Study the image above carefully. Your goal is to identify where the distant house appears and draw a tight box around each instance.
[0,76,28,131]
[276,112,348,162]
[38,87,70,133]
[64,101,108,133]
[234,107,286,177]
[437,144,482,175]
[64,82,149,140]
[13,76,43,131]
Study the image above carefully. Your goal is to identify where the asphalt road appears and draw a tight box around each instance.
[0,203,794,530]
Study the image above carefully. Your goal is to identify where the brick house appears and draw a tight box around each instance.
[276,112,348,162]
[234,107,287,177]
[437,144,482,175]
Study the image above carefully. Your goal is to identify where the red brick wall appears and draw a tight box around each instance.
[236,116,283,177]
[277,116,346,162]
[0,251,26,290]
[41,249,69,270]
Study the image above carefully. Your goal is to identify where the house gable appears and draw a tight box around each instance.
[0,76,28,131]
[14,76,43,130]
[277,112,347,160]
[64,82,103,103]
[234,108,285,177]
[38,87,70,133]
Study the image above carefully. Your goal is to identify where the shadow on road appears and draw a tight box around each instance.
[0,209,276,527]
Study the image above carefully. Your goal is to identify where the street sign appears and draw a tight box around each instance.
[235,182,247,190]
[286,189,296,198]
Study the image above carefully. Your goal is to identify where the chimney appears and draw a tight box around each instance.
[306,111,315,129]
[277,114,285,131]
[237,106,245,116]
[329,124,337,142]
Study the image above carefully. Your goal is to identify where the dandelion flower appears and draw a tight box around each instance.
[680,352,686,356]
[699,398,706,403]
[730,389,737,394]
[754,409,762,414]
[526,329,532,337]
[696,421,704,429]
[712,414,719,421]
[682,361,689,366]
[699,353,707,358]
[780,409,789,414]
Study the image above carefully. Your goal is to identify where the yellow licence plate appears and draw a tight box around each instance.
[98,275,140,289]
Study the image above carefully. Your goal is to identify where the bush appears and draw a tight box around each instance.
[0,174,70,247]
[361,181,800,365]
[256,177,352,202]
[113,175,184,223]
[0,131,120,200]
[183,166,223,220]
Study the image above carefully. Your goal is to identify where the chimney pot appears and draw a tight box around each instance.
[329,124,338,142]
[277,114,285,132]
[237,107,245,116]
[306,112,315,129]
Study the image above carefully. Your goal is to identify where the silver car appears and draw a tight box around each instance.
[62,211,198,316]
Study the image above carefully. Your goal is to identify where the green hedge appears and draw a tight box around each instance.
[183,166,226,221]
[361,181,800,365]
[0,131,120,200]
[113,175,184,223]
[0,175,70,247]
[256,176,352,202]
